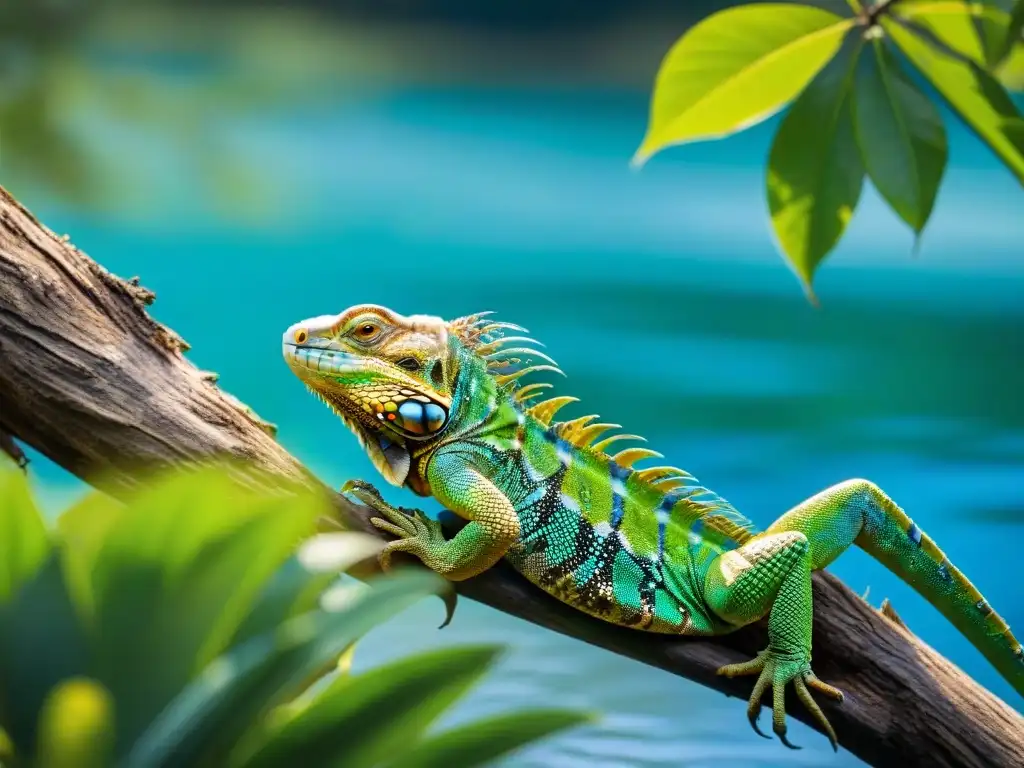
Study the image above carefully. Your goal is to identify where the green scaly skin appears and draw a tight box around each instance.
[283,304,1024,751]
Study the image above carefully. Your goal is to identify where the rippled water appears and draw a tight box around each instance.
[26,86,1024,766]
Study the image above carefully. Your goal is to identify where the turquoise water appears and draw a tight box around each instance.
[24,86,1024,766]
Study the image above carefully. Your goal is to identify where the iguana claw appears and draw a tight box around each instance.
[438,581,459,629]
[747,710,771,740]
[718,648,843,752]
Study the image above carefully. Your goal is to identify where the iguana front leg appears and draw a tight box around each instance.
[345,452,520,582]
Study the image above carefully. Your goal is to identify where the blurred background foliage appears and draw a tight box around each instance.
[0,462,588,768]
[1,1,1022,766]
[0,0,715,213]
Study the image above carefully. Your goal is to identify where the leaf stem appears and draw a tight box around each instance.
[863,0,902,27]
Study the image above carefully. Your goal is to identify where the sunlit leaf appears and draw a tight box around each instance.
[88,466,329,751]
[996,38,1024,88]
[175,495,328,670]
[335,641,357,676]
[390,709,595,768]
[55,490,124,623]
[0,466,50,603]
[240,645,502,768]
[896,1,1013,66]
[885,16,1024,183]
[767,37,865,298]
[634,4,855,164]
[35,679,114,768]
[854,39,947,234]
[126,570,446,768]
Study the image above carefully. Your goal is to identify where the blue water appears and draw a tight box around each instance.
[22,85,1024,766]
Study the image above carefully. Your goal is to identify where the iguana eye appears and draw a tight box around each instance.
[352,321,381,342]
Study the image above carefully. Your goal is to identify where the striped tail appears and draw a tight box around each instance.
[858,490,1024,697]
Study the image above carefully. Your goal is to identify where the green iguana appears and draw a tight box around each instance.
[282,304,1024,751]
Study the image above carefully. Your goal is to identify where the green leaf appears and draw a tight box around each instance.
[390,709,595,768]
[35,679,115,768]
[853,40,948,234]
[0,556,91,757]
[174,498,328,671]
[230,533,383,697]
[897,1,1013,66]
[997,36,1024,89]
[634,4,855,164]
[261,641,359,731]
[126,570,446,768]
[228,556,337,649]
[240,645,503,768]
[885,15,1024,183]
[0,467,50,603]
[55,490,124,624]
[767,37,865,297]
[88,466,330,751]
[1001,0,1024,63]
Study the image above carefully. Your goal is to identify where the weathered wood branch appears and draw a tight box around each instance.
[0,185,1020,767]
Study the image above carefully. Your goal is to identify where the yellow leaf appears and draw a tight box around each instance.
[635,4,855,164]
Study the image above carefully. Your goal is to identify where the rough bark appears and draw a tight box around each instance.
[0,185,1020,768]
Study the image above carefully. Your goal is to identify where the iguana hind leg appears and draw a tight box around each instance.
[713,477,1024,751]
[704,531,843,750]
[762,478,1023,695]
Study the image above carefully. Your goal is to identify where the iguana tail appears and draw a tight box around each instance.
[765,478,1024,697]
[869,512,1024,698]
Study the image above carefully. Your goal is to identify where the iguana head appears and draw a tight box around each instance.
[282,304,459,487]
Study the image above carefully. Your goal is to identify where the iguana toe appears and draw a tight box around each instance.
[369,516,410,539]
[794,675,839,751]
[718,648,842,752]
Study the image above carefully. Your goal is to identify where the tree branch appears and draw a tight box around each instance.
[0,185,1020,767]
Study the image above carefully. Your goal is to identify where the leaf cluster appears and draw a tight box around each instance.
[0,463,589,768]
[636,0,1024,298]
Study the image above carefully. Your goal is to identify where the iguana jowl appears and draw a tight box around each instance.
[282,305,1024,750]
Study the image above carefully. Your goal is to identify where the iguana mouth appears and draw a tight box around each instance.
[283,342,359,376]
